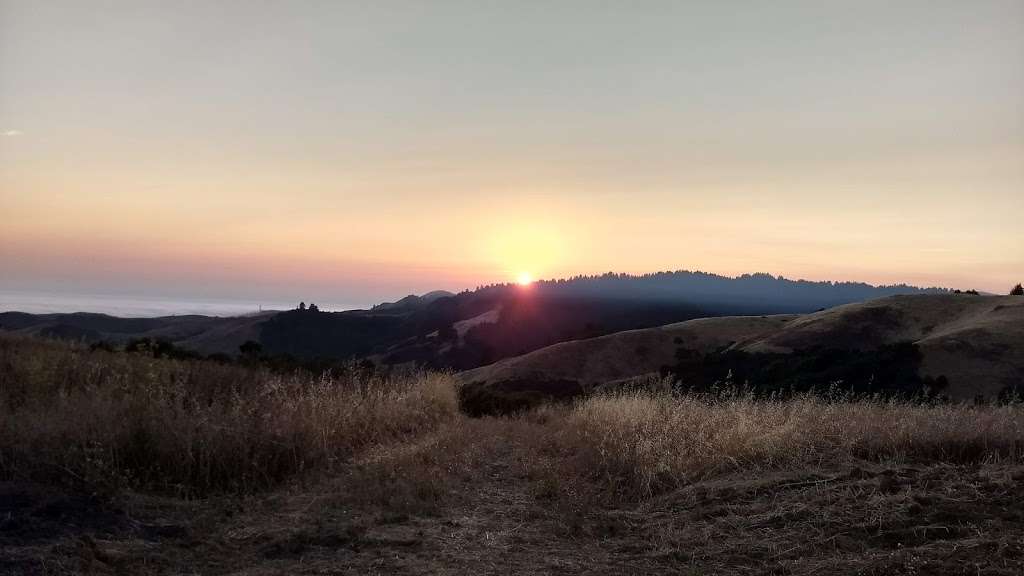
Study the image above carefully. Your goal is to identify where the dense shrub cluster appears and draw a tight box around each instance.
[662,343,949,398]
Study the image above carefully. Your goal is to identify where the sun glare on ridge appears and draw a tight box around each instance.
[516,272,534,286]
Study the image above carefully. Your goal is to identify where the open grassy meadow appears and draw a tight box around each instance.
[2,334,1023,575]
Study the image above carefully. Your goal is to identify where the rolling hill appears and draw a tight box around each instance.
[458,294,1024,408]
[258,272,947,369]
[0,311,272,355]
[1,271,949,370]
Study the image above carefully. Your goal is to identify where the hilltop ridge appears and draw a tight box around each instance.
[1,271,950,370]
[459,293,1024,404]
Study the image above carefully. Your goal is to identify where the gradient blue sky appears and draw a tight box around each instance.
[2,1,1022,309]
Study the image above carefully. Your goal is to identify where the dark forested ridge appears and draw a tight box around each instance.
[521,271,946,312]
[1,271,948,370]
[258,271,946,369]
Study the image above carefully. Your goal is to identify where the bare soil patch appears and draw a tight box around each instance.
[3,432,1023,575]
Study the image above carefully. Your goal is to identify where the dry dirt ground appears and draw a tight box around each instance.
[3,427,1023,575]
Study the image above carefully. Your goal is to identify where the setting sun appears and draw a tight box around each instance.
[516,272,534,286]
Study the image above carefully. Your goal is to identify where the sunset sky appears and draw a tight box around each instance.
[2,1,1022,310]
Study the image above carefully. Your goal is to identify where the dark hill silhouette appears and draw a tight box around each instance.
[259,271,946,369]
[525,271,943,312]
[1,271,946,369]
[0,311,271,355]
[370,290,454,312]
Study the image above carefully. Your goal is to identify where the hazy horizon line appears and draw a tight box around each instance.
[0,267,977,318]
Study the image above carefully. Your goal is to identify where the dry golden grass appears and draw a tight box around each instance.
[0,335,457,494]
[4,334,1024,574]
[4,333,1023,501]
[559,385,1024,497]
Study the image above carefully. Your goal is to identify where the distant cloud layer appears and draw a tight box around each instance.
[3,130,22,137]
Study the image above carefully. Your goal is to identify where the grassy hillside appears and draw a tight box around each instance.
[2,334,1023,574]
[1,272,948,375]
[460,294,1024,409]
[260,272,945,369]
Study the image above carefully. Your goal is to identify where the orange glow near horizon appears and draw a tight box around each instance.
[476,207,576,287]
[1,2,1022,303]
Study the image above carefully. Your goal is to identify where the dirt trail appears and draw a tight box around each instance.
[3,454,1024,574]
[2,430,1024,573]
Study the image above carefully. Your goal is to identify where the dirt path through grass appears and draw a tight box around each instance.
[4,462,1024,574]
